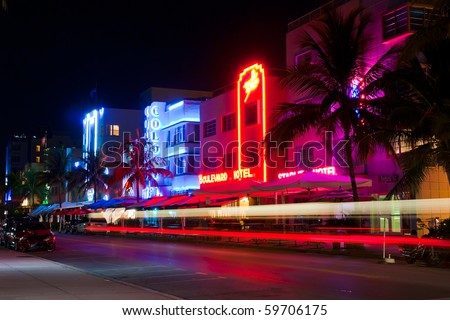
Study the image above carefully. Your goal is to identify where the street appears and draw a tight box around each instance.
[27,233,450,299]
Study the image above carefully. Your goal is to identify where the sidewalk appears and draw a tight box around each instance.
[0,247,181,300]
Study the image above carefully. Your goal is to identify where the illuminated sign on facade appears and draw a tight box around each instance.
[243,69,260,102]
[237,63,267,183]
[277,166,336,179]
[199,168,254,185]
[144,102,164,155]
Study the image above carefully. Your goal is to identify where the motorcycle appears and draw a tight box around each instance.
[400,242,444,267]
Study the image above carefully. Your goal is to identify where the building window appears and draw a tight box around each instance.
[165,131,171,148]
[176,157,186,175]
[203,120,216,138]
[245,102,258,126]
[222,113,236,132]
[36,145,41,152]
[108,125,120,136]
[382,4,435,42]
[174,125,185,145]
[194,124,200,142]
[36,156,41,163]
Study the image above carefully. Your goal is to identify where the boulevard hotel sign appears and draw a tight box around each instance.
[199,63,267,186]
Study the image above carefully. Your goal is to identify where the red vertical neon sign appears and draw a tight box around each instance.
[237,63,267,183]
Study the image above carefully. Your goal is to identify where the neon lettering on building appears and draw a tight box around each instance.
[199,168,254,185]
[277,166,336,179]
[144,102,164,155]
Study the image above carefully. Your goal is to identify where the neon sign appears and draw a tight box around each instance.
[243,69,260,102]
[144,102,164,155]
[237,63,267,182]
[277,166,336,179]
[199,168,254,185]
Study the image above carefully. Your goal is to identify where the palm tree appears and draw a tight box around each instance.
[38,146,72,208]
[384,45,450,199]
[265,6,399,201]
[112,135,173,202]
[22,165,47,209]
[381,1,450,198]
[4,171,25,214]
[68,151,109,203]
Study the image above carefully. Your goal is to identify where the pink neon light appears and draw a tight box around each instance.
[237,63,267,182]
[278,166,336,179]
[85,225,450,248]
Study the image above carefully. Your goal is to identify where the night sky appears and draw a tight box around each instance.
[0,1,325,149]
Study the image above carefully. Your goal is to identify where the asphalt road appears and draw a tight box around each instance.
[29,233,450,300]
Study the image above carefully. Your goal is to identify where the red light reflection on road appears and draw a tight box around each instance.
[85,226,450,247]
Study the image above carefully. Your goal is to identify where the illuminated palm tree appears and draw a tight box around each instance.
[112,135,173,202]
[265,6,399,201]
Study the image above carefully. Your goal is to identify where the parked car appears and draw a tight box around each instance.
[3,220,56,252]
[1,217,35,247]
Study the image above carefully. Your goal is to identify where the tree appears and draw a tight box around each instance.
[265,6,399,201]
[38,146,72,208]
[4,171,25,215]
[22,165,47,209]
[382,1,450,198]
[112,135,173,202]
[68,151,109,203]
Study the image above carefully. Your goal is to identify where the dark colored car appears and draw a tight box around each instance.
[3,220,56,252]
[1,217,32,247]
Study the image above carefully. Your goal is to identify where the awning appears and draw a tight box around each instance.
[140,196,169,209]
[29,203,60,216]
[59,207,94,216]
[251,171,372,192]
[87,197,137,210]
[162,195,192,208]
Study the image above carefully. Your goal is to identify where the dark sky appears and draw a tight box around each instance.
[0,0,325,147]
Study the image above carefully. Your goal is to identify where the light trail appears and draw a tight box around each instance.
[84,225,450,248]
[88,198,450,219]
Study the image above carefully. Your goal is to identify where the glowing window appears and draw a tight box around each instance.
[36,156,41,163]
[174,126,185,145]
[176,157,186,175]
[108,125,120,136]
[222,113,236,132]
[36,145,41,152]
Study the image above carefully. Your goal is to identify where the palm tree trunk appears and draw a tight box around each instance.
[94,180,97,203]
[344,134,359,202]
[136,183,140,203]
